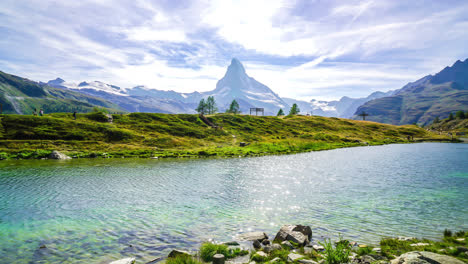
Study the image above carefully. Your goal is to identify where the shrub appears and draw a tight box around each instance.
[319,236,351,264]
[86,111,109,122]
[444,229,452,237]
[199,243,248,262]
[199,243,229,262]
[356,246,373,256]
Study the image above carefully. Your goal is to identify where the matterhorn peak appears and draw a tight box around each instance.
[225,58,246,77]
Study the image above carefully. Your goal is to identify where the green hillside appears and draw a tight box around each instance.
[0,112,450,159]
[354,59,468,125]
[0,71,123,114]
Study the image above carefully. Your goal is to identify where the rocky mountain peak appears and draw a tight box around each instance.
[224,58,246,77]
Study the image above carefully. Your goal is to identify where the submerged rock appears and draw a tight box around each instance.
[109,258,135,264]
[168,249,191,258]
[49,150,71,160]
[237,232,268,241]
[391,251,465,264]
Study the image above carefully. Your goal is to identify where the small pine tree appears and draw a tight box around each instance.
[448,112,454,121]
[226,99,240,114]
[433,116,440,124]
[277,109,285,116]
[455,110,465,119]
[288,103,300,115]
[196,99,207,114]
[205,96,218,115]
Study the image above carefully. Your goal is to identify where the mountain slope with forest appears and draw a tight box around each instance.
[353,59,468,125]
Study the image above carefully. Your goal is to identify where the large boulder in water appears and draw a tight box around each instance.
[49,150,71,160]
[391,251,465,264]
[274,225,312,246]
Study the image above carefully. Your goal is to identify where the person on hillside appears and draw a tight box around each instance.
[73,111,77,120]
[33,108,37,116]
[39,109,44,116]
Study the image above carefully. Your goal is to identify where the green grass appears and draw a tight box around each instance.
[380,230,468,262]
[199,242,248,262]
[0,112,452,160]
[166,255,203,264]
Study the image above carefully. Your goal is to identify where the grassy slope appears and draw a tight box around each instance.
[0,113,451,159]
[427,117,468,134]
[356,82,468,126]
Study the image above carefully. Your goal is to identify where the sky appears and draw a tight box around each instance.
[1,0,468,101]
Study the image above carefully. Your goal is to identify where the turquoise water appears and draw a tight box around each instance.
[0,143,467,263]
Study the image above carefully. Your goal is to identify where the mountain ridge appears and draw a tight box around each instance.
[354,58,468,125]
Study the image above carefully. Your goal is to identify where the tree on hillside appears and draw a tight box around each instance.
[448,112,454,121]
[206,96,218,115]
[196,99,207,114]
[226,99,241,114]
[432,116,440,124]
[456,110,465,119]
[288,104,300,115]
[277,109,285,116]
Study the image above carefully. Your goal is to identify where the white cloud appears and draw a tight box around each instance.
[0,0,467,101]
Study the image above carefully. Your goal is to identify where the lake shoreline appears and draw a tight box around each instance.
[109,225,468,264]
[0,138,459,161]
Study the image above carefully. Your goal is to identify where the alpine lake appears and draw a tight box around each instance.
[0,143,467,263]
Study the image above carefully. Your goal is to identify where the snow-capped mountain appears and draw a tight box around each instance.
[203,58,289,114]
[47,78,127,96]
[46,58,394,116]
[47,58,290,115]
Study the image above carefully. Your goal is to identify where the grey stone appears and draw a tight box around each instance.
[264,246,272,253]
[168,249,191,258]
[224,241,241,246]
[312,244,324,251]
[281,241,295,249]
[457,246,468,252]
[226,255,250,264]
[237,232,268,241]
[109,258,135,264]
[213,254,225,264]
[270,257,282,263]
[298,260,317,264]
[304,246,313,254]
[396,236,416,241]
[253,240,262,249]
[286,232,309,246]
[360,255,376,264]
[271,244,283,251]
[255,251,268,258]
[287,253,304,262]
[410,243,430,247]
[274,225,312,246]
[49,150,71,160]
[262,239,271,245]
[373,248,382,253]
[391,251,465,264]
